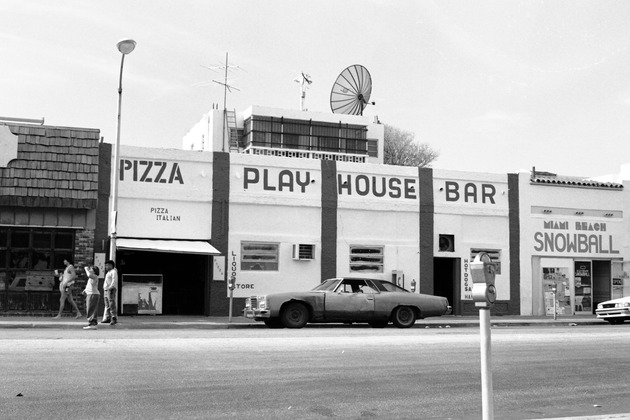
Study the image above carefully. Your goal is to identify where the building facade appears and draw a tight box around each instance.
[0,122,102,314]
[5,108,627,319]
[108,141,630,317]
[519,171,628,316]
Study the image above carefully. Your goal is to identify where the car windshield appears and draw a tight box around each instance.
[312,279,341,292]
[372,280,409,293]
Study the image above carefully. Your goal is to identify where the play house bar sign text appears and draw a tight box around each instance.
[534,221,620,254]
[242,167,418,199]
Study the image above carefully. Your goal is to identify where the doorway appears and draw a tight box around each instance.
[592,260,611,314]
[118,250,208,315]
[434,258,459,315]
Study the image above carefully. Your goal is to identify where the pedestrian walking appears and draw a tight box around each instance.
[52,259,82,319]
[82,265,100,330]
[101,260,118,326]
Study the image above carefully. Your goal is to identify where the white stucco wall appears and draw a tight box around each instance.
[115,145,214,240]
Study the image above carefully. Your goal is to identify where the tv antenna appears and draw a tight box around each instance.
[294,72,312,111]
[330,64,374,116]
[200,52,243,152]
[200,52,241,112]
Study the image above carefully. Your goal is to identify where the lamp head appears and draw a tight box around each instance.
[116,39,136,55]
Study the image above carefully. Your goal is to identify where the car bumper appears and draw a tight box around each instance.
[596,307,630,319]
[243,309,270,319]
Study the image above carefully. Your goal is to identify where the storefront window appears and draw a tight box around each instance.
[349,246,384,273]
[11,231,29,248]
[0,228,75,313]
[574,261,592,314]
[241,242,279,271]
[33,231,52,248]
[543,266,572,316]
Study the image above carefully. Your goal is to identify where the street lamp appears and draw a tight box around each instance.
[109,38,136,264]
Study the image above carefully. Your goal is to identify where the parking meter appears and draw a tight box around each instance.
[471,252,496,308]
[228,276,236,291]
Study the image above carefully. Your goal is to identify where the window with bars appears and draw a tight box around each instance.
[367,139,378,158]
[349,245,384,273]
[245,116,369,155]
[470,248,501,275]
[241,242,279,271]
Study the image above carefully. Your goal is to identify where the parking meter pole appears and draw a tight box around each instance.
[553,295,557,321]
[479,307,494,420]
[228,288,233,323]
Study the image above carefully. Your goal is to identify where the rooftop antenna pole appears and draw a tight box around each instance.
[223,52,228,112]
[294,72,312,111]
[210,52,241,152]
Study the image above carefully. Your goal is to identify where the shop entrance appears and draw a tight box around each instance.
[434,257,460,315]
[592,260,611,314]
[541,258,612,316]
[117,250,208,315]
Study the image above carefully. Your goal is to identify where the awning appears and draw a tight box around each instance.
[116,238,221,255]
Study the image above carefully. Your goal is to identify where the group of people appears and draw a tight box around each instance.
[53,258,118,330]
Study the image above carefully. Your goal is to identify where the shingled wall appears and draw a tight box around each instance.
[0,124,100,209]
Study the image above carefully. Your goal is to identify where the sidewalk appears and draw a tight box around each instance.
[0,314,607,329]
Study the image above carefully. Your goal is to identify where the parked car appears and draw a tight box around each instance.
[243,277,452,329]
[596,296,630,324]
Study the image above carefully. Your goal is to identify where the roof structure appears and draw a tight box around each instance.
[0,124,101,209]
[530,172,624,190]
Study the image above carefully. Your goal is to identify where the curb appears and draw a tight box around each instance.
[0,318,607,330]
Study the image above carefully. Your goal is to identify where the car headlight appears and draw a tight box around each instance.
[597,303,603,310]
[623,302,630,308]
[245,297,252,309]
[258,296,267,310]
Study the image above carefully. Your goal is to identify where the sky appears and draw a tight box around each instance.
[1,0,630,178]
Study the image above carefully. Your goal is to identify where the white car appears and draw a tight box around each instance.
[596,296,630,324]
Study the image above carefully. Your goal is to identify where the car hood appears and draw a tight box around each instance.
[600,296,630,305]
[265,291,324,300]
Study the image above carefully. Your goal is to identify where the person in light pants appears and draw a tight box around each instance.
[82,266,100,330]
[101,260,118,326]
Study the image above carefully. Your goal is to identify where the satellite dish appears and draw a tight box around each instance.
[330,64,374,116]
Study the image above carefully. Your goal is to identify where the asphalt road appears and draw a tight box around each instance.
[1,325,630,420]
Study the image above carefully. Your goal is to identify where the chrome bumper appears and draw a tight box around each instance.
[596,308,630,319]
[243,309,270,319]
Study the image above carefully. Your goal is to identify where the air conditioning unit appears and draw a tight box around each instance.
[292,244,315,260]
[439,234,455,252]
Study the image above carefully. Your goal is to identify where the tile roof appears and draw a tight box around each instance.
[0,124,101,209]
[531,174,623,190]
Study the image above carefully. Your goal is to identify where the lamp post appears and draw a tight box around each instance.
[109,39,136,263]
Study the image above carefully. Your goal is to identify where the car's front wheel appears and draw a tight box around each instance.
[281,302,309,329]
[392,306,416,328]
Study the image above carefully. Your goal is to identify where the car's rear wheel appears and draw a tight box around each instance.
[264,318,284,328]
[607,319,625,325]
[281,302,309,329]
[368,320,388,328]
[392,306,416,328]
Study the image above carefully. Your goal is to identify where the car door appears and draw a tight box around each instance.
[324,279,375,321]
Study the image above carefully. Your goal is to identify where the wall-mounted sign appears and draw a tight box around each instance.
[213,256,226,281]
[120,159,184,184]
[534,220,620,255]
